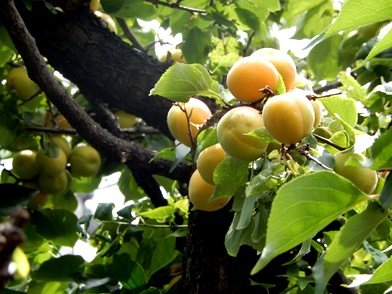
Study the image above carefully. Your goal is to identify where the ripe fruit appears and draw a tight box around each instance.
[217,106,269,161]
[188,170,230,211]
[262,91,315,145]
[69,145,101,177]
[44,111,72,129]
[333,152,378,194]
[35,148,67,176]
[6,67,40,100]
[90,0,100,11]
[115,111,139,128]
[310,99,323,128]
[159,48,186,63]
[251,48,297,91]
[167,98,212,147]
[51,136,72,158]
[95,11,117,34]
[227,56,279,103]
[12,150,40,179]
[38,171,69,195]
[196,144,226,185]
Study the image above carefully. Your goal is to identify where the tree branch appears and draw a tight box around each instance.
[0,0,192,183]
[145,0,206,14]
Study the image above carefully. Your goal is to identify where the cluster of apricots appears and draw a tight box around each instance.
[12,137,101,208]
[166,48,379,212]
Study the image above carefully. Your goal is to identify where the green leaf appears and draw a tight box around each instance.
[148,236,178,278]
[182,27,211,64]
[313,201,388,294]
[112,254,147,291]
[325,0,392,37]
[118,168,146,202]
[339,72,367,102]
[31,255,85,282]
[380,172,392,210]
[365,23,392,61]
[369,128,392,170]
[94,203,114,221]
[138,206,176,223]
[211,157,249,200]
[225,212,254,256]
[320,95,357,127]
[364,254,392,284]
[31,209,78,247]
[0,184,37,216]
[252,171,369,274]
[149,63,222,102]
[308,35,343,81]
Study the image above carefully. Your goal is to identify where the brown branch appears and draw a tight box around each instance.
[313,81,342,94]
[145,0,206,14]
[0,0,192,182]
[116,17,146,52]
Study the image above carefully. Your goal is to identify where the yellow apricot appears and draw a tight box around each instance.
[35,148,67,176]
[38,171,69,195]
[217,106,269,161]
[310,100,323,128]
[69,145,101,177]
[251,48,297,91]
[159,48,186,63]
[12,150,40,179]
[262,91,315,145]
[167,98,212,147]
[6,67,40,101]
[188,170,230,212]
[196,144,226,185]
[333,152,378,194]
[226,56,279,103]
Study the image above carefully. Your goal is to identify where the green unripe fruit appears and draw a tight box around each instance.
[69,145,101,177]
[38,171,69,195]
[333,152,378,194]
[6,67,40,100]
[35,148,67,176]
[12,150,40,179]
[217,106,268,161]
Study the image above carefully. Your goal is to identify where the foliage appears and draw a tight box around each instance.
[0,0,392,293]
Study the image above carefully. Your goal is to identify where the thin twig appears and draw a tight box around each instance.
[116,17,146,52]
[313,133,346,151]
[145,0,206,14]
[313,81,343,94]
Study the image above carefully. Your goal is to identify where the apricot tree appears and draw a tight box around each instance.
[0,0,391,293]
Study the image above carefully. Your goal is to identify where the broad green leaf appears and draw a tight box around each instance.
[70,175,101,194]
[339,72,367,102]
[26,281,68,294]
[313,201,388,294]
[369,128,392,170]
[211,157,249,200]
[148,236,178,278]
[94,203,114,221]
[252,171,369,274]
[380,172,392,210]
[31,255,85,282]
[112,254,147,291]
[308,35,343,81]
[364,254,392,284]
[321,95,357,127]
[31,209,78,247]
[0,184,37,216]
[150,63,221,102]
[118,168,146,202]
[365,22,392,61]
[138,206,176,223]
[182,27,211,65]
[325,0,392,37]
[282,0,325,23]
[225,212,254,256]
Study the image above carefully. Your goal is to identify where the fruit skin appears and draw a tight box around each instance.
[262,91,315,145]
[159,48,186,63]
[51,136,72,158]
[227,56,279,103]
[167,98,212,147]
[333,152,378,194]
[310,100,323,128]
[95,11,117,34]
[35,148,67,176]
[6,67,40,100]
[115,111,139,128]
[188,170,230,212]
[217,106,269,161]
[69,145,101,177]
[12,150,40,179]
[38,171,69,195]
[196,144,226,185]
[251,48,297,91]
[44,111,72,129]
